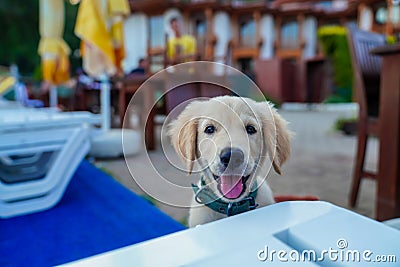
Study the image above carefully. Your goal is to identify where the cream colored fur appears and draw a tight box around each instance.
[168,96,291,227]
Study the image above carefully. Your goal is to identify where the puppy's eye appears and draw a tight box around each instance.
[246,125,257,135]
[204,125,215,134]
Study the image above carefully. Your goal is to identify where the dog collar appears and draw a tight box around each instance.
[191,177,259,217]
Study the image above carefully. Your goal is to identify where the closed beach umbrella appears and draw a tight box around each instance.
[74,0,129,78]
[38,0,71,107]
[74,0,130,131]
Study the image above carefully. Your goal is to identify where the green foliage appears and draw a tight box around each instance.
[0,0,40,74]
[33,64,43,81]
[179,216,188,227]
[334,116,357,131]
[386,35,397,44]
[333,116,357,135]
[323,86,352,103]
[140,195,158,207]
[0,1,80,76]
[64,3,81,74]
[318,26,353,103]
[97,166,117,179]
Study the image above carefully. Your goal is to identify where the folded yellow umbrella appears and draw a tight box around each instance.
[38,0,71,85]
[75,0,129,77]
[109,0,130,72]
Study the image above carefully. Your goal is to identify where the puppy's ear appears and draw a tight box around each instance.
[168,102,200,174]
[258,102,291,175]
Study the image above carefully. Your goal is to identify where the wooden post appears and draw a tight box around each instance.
[298,13,305,51]
[386,0,394,36]
[146,18,152,72]
[205,7,214,61]
[232,13,239,47]
[230,13,239,65]
[371,45,400,221]
[183,10,191,35]
[274,16,282,53]
[254,10,262,59]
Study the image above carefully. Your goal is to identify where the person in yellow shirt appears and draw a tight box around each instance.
[167,17,197,65]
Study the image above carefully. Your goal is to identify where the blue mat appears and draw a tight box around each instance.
[0,160,185,267]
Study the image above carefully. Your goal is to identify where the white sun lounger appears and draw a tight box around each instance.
[0,105,101,218]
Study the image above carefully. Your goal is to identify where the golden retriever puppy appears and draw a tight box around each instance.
[169,96,291,227]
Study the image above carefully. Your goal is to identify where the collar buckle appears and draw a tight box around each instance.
[245,196,259,210]
[226,202,234,216]
[226,196,259,217]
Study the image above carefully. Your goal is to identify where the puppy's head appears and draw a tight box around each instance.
[168,96,291,202]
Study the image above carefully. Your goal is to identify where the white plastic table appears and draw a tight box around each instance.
[64,201,400,266]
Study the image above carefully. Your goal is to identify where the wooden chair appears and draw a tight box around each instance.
[346,24,385,207]
[118,74,148,127]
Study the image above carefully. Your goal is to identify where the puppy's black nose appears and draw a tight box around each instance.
[220,148,244,168]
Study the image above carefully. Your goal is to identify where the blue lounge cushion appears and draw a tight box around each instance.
[0,160,185,267]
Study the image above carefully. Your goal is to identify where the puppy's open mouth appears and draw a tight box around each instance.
[213,174,250,199]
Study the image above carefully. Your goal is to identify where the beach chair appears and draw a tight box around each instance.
[0,107,100,218]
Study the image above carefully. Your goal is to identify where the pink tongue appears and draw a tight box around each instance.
[220,175,243,199]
